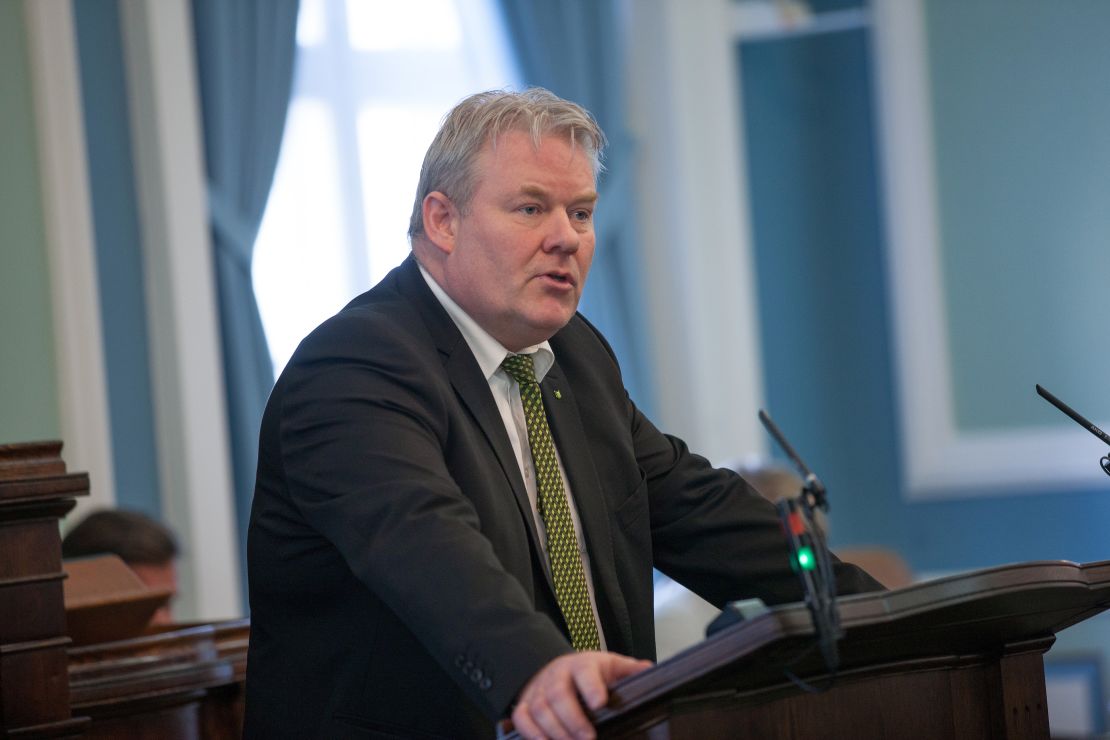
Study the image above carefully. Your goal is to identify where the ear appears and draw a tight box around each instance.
[422,191,459,255]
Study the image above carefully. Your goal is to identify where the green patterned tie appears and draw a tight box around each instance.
[501,353,601,652]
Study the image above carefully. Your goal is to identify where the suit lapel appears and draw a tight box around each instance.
[396,258,551,589]
[443,350,548,556]
[542,361,635,654]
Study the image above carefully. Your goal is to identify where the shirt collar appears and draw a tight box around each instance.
[418,262,554,382]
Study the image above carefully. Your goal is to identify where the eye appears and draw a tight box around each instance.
[519,205,541,216]
[571,209,592,223]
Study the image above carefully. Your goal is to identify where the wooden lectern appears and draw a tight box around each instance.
[530,561,1110,739]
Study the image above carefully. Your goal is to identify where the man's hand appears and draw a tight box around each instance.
[511,651,653,740]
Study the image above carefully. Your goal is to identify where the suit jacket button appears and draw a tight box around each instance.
[454,655,465,668]
[480,677,493,691]
[470,668,483,682]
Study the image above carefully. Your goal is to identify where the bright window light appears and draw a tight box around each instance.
[356,106,445,286]
[297,0,327,47]
[253,100,350,368]
[346,0,462,52]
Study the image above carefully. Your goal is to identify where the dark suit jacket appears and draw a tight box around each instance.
[244,256,880,738]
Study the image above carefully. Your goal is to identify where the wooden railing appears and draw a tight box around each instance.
[0,442,247,738]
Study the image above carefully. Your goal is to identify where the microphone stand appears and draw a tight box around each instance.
[758,410,842,678]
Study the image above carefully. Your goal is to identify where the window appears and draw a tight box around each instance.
[253,0,521,373]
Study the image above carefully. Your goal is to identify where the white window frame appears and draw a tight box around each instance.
[872,0,1110,499]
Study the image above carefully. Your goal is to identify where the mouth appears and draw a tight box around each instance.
[540,271,575,287]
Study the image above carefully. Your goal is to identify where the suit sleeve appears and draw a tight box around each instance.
[630,408,884,607]
[275,313,570,719]
[568,314,883,607]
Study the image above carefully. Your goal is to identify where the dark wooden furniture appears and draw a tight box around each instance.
[537,560,1110,739]
[0,441,90,737]
[63,555,173,647]
[0,442,248,739]
[66,619,248,739]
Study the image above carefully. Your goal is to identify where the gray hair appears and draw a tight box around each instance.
[407,88,607,240]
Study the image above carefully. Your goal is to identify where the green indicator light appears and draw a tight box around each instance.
[796,546,816,571]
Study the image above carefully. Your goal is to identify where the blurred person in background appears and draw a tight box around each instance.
[62,508,180,624]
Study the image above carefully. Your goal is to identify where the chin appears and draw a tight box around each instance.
[508,302,579,345]
[509,320,570,349]
[540,310,577,334]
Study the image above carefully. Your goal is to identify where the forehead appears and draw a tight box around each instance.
[476,129,596,188]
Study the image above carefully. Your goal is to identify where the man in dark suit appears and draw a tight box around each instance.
[244,88,880,739]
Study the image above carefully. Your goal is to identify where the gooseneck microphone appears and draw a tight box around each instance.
[1035,385,1110,478]
[758,409,842,681]
[758,409,829,512]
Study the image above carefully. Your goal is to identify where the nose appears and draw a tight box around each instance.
[542,210,582,253]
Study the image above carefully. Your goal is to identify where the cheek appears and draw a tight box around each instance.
[471,228,515,271]
[578,239,596,277]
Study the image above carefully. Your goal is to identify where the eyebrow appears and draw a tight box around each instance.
[519,185,598,204]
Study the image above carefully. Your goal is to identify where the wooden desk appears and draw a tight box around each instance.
[67,620,248,739]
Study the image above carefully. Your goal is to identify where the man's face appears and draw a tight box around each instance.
[441,129,597,351]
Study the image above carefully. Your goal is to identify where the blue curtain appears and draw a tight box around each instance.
[496,0,656,415]
[190,0,299,608]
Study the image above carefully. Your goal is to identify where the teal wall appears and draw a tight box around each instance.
[0,0,61,445]
[927,1,1110,432]
[738,0,1110,574]
[739,25,907,551]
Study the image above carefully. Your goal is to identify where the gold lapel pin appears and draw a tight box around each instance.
[553,389,562,399]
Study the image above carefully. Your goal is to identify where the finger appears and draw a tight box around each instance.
[569,662,609,711]
[576,656,652,711]
[511,701,544,740]
[529,693,578,740]
[545,678,596,739]
[601,655,654,683]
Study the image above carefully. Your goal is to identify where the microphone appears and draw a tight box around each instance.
[758,409,828,512]
[1035,385,1110,477]
[757,409,842,678]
